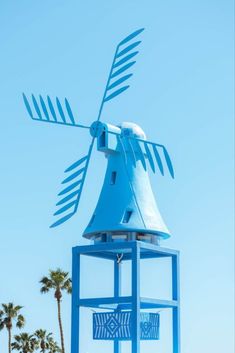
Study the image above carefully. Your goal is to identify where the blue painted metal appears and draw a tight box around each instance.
[132,242,140,353]
[93,311,160,340]
[114,259,121,353]
[22,93,89,129]
[83,122,171,242]
[71,241,180,353]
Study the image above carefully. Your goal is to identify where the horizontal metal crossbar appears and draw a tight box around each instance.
[78,296,178,309]
[73,241,179,260]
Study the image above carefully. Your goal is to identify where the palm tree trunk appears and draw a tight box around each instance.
[57,299,65,353]
[7,328,11,353]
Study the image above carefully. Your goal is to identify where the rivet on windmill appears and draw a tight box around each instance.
[23,28,174,244]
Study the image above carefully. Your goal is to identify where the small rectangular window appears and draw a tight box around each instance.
[99,131,106,148]
[122,210,133,223]
[110,171,117,185]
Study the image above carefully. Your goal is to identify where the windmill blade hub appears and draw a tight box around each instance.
[90,121,106,138]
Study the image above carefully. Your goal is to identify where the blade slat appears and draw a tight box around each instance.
[114,52,138,68]
[119,28,144,46]
[62,167,86,184]
[54,201,76,216]
[163,147,174,178]
[50,212,74,228]
[58,180,82,196]
[107,74,133,91]
[153,145,164,175]
[47,96,57,121]
[111,61,136,79]
[65,156,88,173]
[65,98,75,125]
[133,139,146,170]
[39,95,50,121]
[32,95,43,119]
[117,41,141,58]
[56,97,66,123]
[104,86,130,102]
[125,138,136,167]
[144,142,155,173]
[22,93,34,118]
[56,190,80,206]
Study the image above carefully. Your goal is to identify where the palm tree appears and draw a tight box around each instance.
[0,308,4,350]
[47,338,61,353]
[39,269,72,353]
[34,330,60,353]
[11,333,38,353]
[0,303,25,353]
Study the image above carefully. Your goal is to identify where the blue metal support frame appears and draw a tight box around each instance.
[132,242,140,353]
[71,241,180,353]
[114,257,121,353]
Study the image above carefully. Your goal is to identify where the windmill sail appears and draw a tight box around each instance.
[125,136,174,178]
[23,94,88,129]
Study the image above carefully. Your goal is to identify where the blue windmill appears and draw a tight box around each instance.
[23,29,180,353]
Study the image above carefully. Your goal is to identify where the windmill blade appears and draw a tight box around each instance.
[51,155,88,227]
[144,142,155,173]
[125,136,174,178]
[95,28,144,122]
[145,140,174,178]
[116,41,141,58]
[51,139,96,227]
[124,137,136,167]
[128,138,146,170]
[152,145,164,176]
[22,93,88,129]
[161,146,175,178]
[116,135,127,164]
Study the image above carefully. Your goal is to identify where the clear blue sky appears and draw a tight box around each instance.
[0,0,234,352]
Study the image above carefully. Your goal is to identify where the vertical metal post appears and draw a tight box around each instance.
[71,248,80,353]
[172,253,180,353]
[114,256,122,353]
[131,242,140,353]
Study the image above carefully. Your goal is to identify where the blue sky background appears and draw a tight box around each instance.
[0,0,234,352]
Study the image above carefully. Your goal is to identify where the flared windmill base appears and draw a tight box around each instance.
[71,241,180,353]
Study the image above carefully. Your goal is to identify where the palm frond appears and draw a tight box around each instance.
[61,278,72,293]
[39,276,54,295]
[16,314,25,329]
[40,269,72,295]
[40,286,50,294]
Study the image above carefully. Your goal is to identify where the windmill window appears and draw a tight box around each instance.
[99,131,106,148]
[110,171,117,185]
[122,210,133,223]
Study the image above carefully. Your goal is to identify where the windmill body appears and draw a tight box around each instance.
[23,28,180,353]
[84,121,170,242]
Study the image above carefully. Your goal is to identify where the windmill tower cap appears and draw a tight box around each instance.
[119,122,146,139]
[83,121,171,242]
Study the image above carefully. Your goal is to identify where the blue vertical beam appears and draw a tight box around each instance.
[172,253,181,353]
[131,242,140,353]
[114,257,122,353]
[71,248,80,353]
